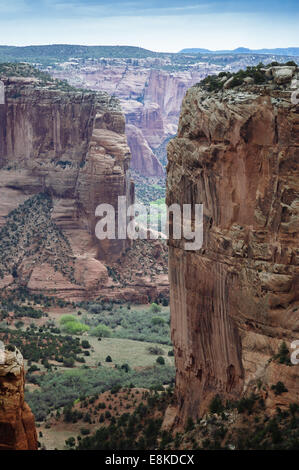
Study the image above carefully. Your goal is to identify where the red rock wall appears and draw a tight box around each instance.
[0,348,37,450]
[51,65,205,176]
[0,76,134,300]
[167,66,299,421]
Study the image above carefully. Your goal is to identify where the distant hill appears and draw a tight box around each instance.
[179,47,299,56]
[1,44,298,65]
[0,44,163,64]
[1,44,297,69]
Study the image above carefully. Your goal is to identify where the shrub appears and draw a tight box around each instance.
[185,417,194,432]
[90,324,112,338]
[80,428,90,435]
[59,314,77,325]
[60,316,89,335]
[209,395,224,415]
[148,346,164,356]
[156,356,165,365]
[275,341,291,366]
[81,340,91,349]
[65,437,75,447]
[236,394,257,414]
[289,403,299,415]
[105,355,112,363]
[271,381,288,396]
[150,303,161,314]
[111,384,122,394]
[26,365,175,419]
[63,357,75,368]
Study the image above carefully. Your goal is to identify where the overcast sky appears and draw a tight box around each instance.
[0,0,298,52]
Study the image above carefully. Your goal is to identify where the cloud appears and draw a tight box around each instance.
[0,0,31,14]
[1,0,298,20]
[0,11,298,52]
[0,0,297,50]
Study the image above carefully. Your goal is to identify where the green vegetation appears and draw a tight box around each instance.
[274,341,292,366]
[150,303,162,313]
[0,45,162,65]
[0,299,45,320]
[66,385,299,450]
[156,356,165,365]
[76,389,172,450]
[209,395,224,415]
[271,382,288,396]
[1,287,72,309]
[60,315,89,335]
[147,346,164,356]
[0,324,83,365]
[26,365,175,421]
[81,304,171,345]
[89,324,112,338]
[0,193,75,282]
[198,61,296,92]
[132,171,166,205]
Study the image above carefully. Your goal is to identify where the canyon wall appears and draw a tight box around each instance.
[51,63,207,176]
[0,72,134,300]
[167,66,299,422]
[0,347,37,450]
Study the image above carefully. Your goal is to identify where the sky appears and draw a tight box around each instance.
[0,0,298,52]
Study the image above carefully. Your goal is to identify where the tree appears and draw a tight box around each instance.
[63,356,75,368]
[90,324,112,338]
[209,395,224,414]
[121,363,130,373]
[150,303,161,313]
[156,356,165,365]
[271,381,288,396]
[185,417,194,432]
[276,341,291,365]
[65,437,75,448]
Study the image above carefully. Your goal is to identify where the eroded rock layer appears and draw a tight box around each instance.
[167,66,299,421]
[52,64,208,176]
[0,347,37,450]
[0,73,134,300]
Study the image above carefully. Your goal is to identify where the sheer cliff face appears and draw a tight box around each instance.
[167,66,299,421]
[0,76,133,300]
[0,348,37,450]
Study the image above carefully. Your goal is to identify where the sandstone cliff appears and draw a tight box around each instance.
[51,63,207,176]
[0,347,37,450]
[167,65,299,422]
[0,66,134,300]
